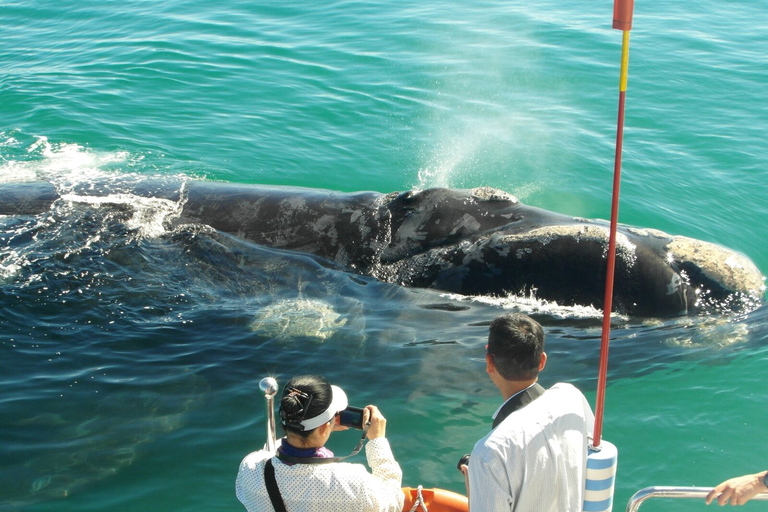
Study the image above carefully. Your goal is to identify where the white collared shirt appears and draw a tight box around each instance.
[491,382,538,421]
[468,383,595,512]
[235,438,403,512]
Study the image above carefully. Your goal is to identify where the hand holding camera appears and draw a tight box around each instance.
[336,404,386,440]
[362,405,386,440]
[338,406,365,430]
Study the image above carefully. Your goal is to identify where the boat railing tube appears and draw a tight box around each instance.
[259,377,279,453]
[626,486,768,511]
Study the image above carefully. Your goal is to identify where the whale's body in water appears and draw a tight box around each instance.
[1,179,764,317]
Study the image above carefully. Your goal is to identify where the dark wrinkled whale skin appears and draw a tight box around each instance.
[2,180,764,317]
[0,181,61,216]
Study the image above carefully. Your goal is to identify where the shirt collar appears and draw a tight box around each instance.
[279,438,335,459]
[491,382,538,420]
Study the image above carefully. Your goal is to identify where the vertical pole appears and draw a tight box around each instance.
[593,0,634,449]
[260,377,279,452]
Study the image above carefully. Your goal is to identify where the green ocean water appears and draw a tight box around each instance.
[1,1,767,511]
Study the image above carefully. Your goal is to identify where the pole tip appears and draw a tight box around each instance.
[612,0,635,31]
[259,377,279,397]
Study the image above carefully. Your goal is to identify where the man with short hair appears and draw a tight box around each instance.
[461,313,595,512]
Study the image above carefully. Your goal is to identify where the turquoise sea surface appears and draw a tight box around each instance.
[1,1,767,511]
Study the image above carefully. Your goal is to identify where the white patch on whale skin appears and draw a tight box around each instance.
[346,208,363,223]
[312,214,339,245]
[282,196,307,212]
[515,247,533,259]
[393,220,428,243]
[496,244,511,258]
[273,197,308,231]
[458,240,485,266]
[449,213,481,236]
[343,206,373,241]
[666,273,682,295]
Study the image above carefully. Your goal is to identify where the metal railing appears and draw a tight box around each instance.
[627,486,768,511]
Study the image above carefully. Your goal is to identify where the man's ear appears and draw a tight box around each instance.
[538,352,547,372]
[486,353,496,375]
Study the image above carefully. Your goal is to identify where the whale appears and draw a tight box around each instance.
[1,179,764,317]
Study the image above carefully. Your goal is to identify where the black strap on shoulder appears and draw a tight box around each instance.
[492,382,545,429]
[264,458,288,512]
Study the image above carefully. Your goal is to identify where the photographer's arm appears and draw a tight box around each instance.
[706,470,768,506]
[362,406,404,512]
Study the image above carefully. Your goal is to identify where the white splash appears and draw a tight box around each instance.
[440,290,612,320]
[58,193,183,239]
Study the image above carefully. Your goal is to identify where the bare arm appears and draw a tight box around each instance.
[706,471,768,506]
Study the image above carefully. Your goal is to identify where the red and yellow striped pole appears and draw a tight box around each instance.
[593,0,635,449]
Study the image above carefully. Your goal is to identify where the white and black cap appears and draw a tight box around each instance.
[298,385,348,431]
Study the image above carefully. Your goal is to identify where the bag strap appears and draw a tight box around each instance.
[492,383,545,429]
[264,458,288,512]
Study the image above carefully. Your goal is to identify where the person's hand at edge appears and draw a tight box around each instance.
[706,471,768,506]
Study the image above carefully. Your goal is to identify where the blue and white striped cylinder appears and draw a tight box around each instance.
[583,440,618,512]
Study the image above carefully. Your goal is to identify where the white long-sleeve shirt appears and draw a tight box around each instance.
[236,438,404,512]
[468,382,595,512]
